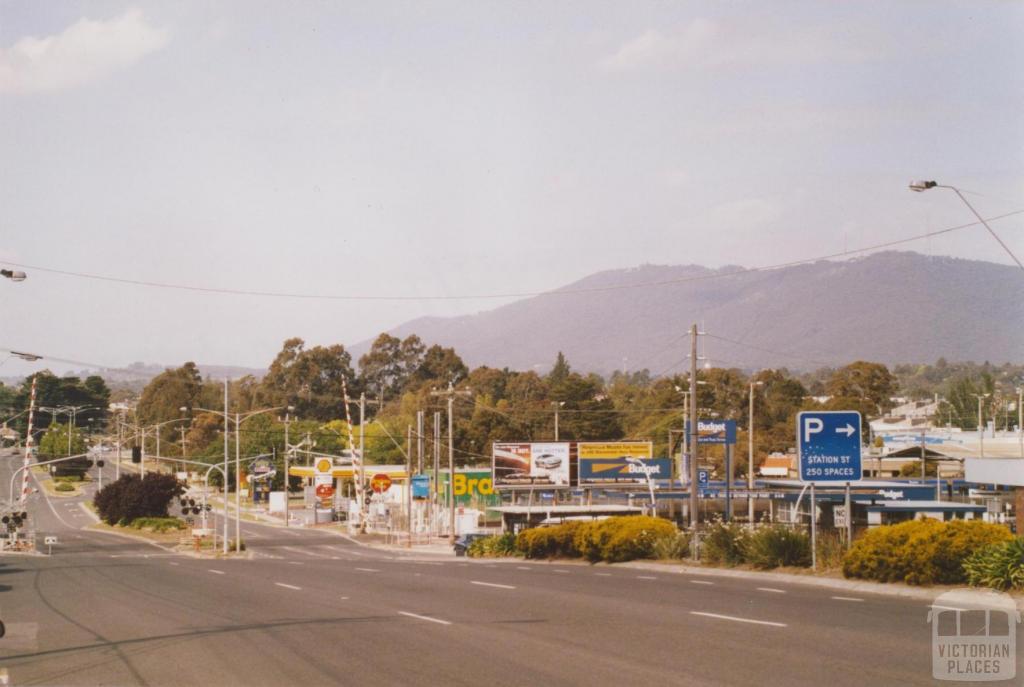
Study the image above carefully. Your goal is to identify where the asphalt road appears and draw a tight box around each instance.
[0,452,1009,686]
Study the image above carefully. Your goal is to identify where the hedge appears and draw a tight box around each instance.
[842,519,1013,586]
[467,533,519,558]
[964,538,1024,591]
[515,516,677,563]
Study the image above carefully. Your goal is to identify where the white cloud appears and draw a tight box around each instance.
[600,18,886,73]
[0,9,168,94]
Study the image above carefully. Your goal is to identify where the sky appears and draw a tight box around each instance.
[1,1,1022,379]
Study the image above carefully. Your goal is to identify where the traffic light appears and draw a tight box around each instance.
[96,460,104,468]
[131,446,141,463]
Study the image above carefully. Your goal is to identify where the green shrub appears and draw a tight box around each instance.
[964,538,1024,591]
[517,516,678,562]
[516,521,584,559]
[598,516,677,563]
[54,482,75,492]
[93,473,185,526]
[702,520,749,566]
[467,533,519,558]
[129,517,186,533]
[744,525,811,569]
[814,531,846,570]
[842,519,1013,585]
[652,531,692,560]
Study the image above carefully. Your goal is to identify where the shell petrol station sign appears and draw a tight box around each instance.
[314,457,334,503]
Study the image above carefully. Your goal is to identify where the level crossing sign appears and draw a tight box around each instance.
[796,411,862,483]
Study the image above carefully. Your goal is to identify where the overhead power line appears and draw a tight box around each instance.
[4,211,1021,302]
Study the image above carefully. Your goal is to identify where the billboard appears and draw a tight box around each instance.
[686,419,737,444]
[577,441,663,484]
[493,442,570,486]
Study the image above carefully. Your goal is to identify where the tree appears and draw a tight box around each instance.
[93,473,184,525]
[39,423,86,456]
[825,361,896,415]
[406,345,468,391]
[138,362,205,424]
[548,352,571,386]
[260,338,359,421]
[358,333,427,402]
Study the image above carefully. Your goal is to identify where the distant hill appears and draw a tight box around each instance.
[352,252,1023,374]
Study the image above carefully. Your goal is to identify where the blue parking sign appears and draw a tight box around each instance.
[797,411,862,483]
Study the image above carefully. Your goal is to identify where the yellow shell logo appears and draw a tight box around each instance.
[316,458,332,474]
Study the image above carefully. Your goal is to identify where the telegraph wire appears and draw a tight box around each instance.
[4,210,1021,302]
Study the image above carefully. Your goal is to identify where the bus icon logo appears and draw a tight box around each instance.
[928,589,1020,681]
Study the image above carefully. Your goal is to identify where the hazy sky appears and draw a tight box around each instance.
[1,1,1022,378]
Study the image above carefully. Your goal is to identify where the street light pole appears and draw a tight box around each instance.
[909,181,1024,272]
[974,393,990,458]
[223,380,229,554]
[748,380,763,528]
[284,410,291,528]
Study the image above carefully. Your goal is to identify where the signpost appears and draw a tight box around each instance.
[797,411,862,568]
[371,473,392,494]
[44,535,57,555]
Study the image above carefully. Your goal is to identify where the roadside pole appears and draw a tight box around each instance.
[688,324,699,546]
[431,383,471,544]
[844,482,852,549]
[223,380,229,555]
[810,482,817,570]
[406,424,413,547]
[433,411,440,537]
[283,411,290,527]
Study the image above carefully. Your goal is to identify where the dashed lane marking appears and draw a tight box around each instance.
[690,580,714,586]
[757,587,786,594]
[275,582,302,590]
[690,612,787,628]
[831,596,863,602]
[470,581,515,590]
[398,611,451,626]
[636,576,657,580]
[355,567,380,573]
[208,569,225,575]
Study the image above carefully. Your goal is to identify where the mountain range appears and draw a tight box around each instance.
[353,251,1023,374]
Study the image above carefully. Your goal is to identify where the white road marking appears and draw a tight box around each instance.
[340,596,349,600]
[636,575,657,580]
[516,566,531,571]
[831,596,863,602]
[208,569,225,575]
[168,562,179,566]
[355,567,380,573]
[398,611,451,626]
[470,580,515,590]
[275,582,302,590]
[284,546,331,559]
[757,587,786,594]
[595,573,612,577]
[690,580,714,586]
[690,612,787,628]
[288,561,304,566]
[553,570,570,574]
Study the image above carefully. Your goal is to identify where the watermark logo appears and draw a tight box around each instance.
[929,589,1020,681]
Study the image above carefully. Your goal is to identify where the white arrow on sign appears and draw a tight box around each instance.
[835,424,856,437]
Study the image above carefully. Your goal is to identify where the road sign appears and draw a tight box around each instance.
[697,469,710,487]
[370,473,392,493]
[686,420,737,445]
[797,411,862,483]
[315,483,335,499]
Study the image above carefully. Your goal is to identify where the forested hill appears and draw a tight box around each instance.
[358,251,1023,374]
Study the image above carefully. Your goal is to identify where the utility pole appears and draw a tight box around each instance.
[431,383,471,544]
[235,411,242,553]
[179,425,188,475]
[417,410,424,474]
[406,424,413,547]
[688,324,699,534]
[283,410,291,528]
[433,411,441,537]
[116,412,123,479]
[748,381,762,527]
[554,402,560,441]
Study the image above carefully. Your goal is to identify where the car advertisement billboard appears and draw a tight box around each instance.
[577,442,664,484]
[492,442,570,486]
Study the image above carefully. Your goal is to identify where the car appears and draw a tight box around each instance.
[452,533,491,556]
[533,453,562,470]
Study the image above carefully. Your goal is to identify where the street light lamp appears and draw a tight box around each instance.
[909,180,1024,272]
[1,269,26,282]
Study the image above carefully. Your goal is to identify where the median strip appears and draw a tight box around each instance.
[470,580,516,590]
[690,612,787,628]
[275,582,302,590]
[398,611,451,626]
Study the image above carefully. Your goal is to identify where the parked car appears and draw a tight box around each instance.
[453,533,491,556]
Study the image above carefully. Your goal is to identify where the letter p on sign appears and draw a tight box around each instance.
[803,417,824,442]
